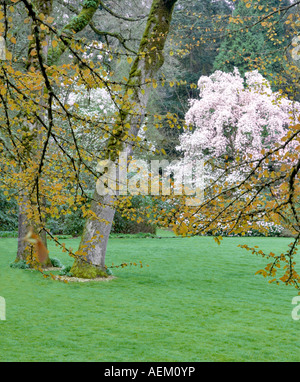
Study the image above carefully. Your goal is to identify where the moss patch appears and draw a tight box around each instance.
[70,258,108,279]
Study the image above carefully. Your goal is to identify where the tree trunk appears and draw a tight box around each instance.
[17,0,101,264]
[16,0,53,265]
[16,193,51,266]
[17,199,31,261]
[71,193,115,278]
[71,0,178,278]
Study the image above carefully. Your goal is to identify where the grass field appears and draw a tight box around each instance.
[0,231,299,362]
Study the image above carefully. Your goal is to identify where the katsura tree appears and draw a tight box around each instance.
[0,0,178,276]
[9,0,155,268]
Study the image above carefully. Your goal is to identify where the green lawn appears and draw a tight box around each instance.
[0,232,299,362]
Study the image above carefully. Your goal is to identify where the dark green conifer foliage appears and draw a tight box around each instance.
[213,0,289,87]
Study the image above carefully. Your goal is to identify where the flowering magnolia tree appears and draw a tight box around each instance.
[170,69,300,291]
[180,68,299,162]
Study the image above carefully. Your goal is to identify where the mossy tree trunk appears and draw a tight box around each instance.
[72,0,178,278]
[71,193,115,278]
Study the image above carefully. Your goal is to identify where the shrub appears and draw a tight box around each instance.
[0,231,18,238]
[206,221,285,238]
[112,196,157,234]
[9,260,30,269]
[58,265,73,277]
[48,208,85,237]
[50,257,64,268]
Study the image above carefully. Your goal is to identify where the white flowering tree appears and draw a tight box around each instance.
[180,68,299,164]
[169,69,299,209]
[169,69,300,289]
[65,83,115,154]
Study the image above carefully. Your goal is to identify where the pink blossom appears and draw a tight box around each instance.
[180,68,300,162]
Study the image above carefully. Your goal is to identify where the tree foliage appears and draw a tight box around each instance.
[214,0,299,96]
[0,0,179,276]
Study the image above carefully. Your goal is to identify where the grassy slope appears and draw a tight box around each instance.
[0,232,299,361]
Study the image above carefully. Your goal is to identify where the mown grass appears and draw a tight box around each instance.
[0,231,299,362]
